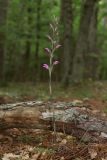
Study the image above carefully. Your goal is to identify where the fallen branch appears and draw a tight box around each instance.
[0,101,107,143]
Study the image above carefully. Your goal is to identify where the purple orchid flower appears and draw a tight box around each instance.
[43,64,49,70]
[55,44,61,49]
[53,60,59,65]
[44,48,51,54]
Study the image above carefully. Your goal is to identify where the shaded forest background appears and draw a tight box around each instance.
[0,0,107,86]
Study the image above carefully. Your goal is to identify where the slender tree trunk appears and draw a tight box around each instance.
[98,0,107,79]
[35,0,42,60]
[72,0,99,83]
[0,0,9,82]
[60,0,74,86]
[21,3,32,81]
[102,0,107,27]
[35,0,42,81]
[84,2,99,79]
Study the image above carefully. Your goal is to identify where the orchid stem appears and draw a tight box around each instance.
[49,70,52,98]
[43,17,61,143]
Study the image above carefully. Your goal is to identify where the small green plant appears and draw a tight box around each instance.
[104,107,107,113]
[18,135,32,143]
[18,135,43,144]
[34,147,55,154]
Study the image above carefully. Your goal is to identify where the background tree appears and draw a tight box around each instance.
[60,0,74,86]
[0,0,9,81]
[35,0,42,81]
[98,0,107,79]
[72,0,99,83]
[85,0,99,79]
[21,0,34,81]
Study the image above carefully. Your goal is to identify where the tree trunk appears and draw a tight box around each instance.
[35,0,42,81]
[21,2,32,81]
[60,0,74,86]
[84,1,99,79]
[35,0,42,60]
[102,0,107,27]
[72,0,99,83]
[0,0,9,82]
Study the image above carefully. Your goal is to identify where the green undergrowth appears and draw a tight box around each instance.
[0,81,107,102]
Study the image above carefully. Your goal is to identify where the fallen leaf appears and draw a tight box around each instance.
[88,149,97,159]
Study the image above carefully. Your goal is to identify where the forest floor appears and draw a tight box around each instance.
[1,81,107,160]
